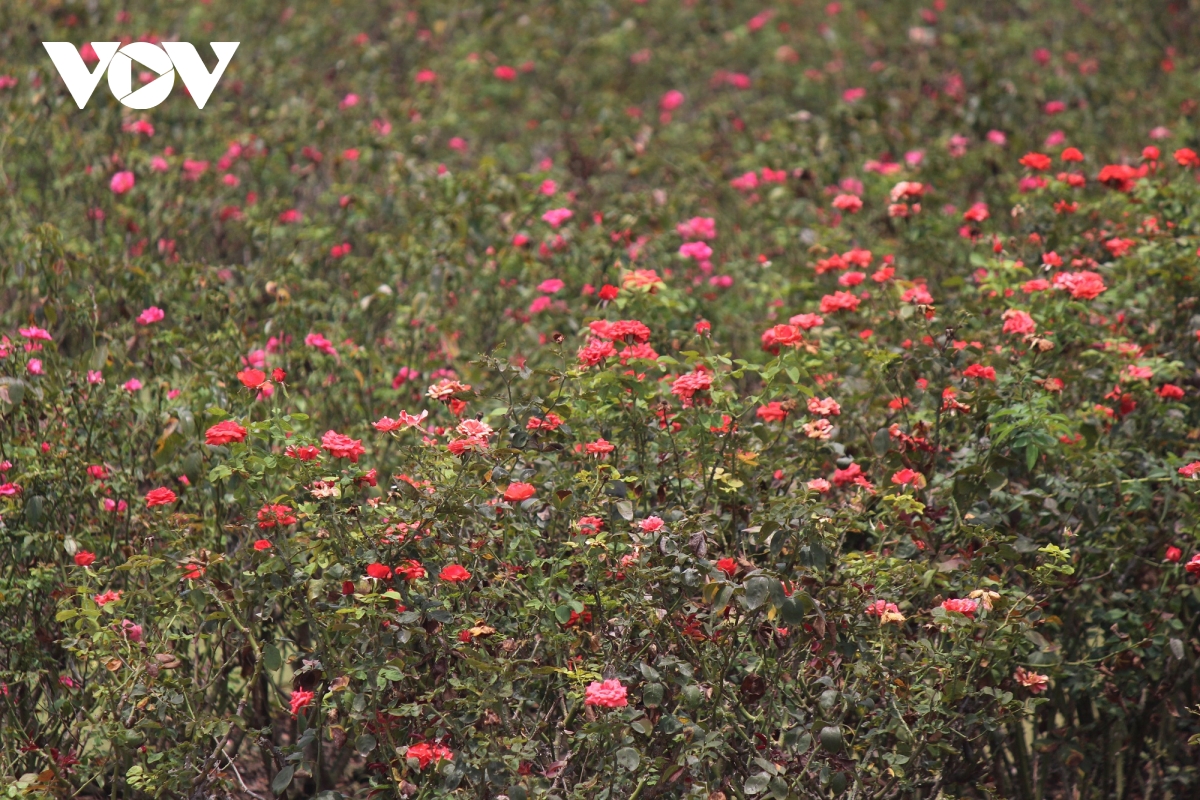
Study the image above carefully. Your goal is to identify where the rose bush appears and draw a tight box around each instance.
[4,1,1200,799]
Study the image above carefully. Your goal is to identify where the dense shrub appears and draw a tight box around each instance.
[5,2,1200,799]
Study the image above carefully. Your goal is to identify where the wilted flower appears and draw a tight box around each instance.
[1013,667,1049,694]
[865,600,905,624]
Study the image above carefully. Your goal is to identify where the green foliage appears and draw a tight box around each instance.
[3,1,1200,799]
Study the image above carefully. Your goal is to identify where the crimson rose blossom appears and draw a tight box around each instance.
[585,438,614,456]
[285,444,321,461]
[257,504,296,528]
[406,742,453,770]
[819,291,861,314]
[205,420,248,446]
[288,689,314,717]
[94,590,121,607]
[439,564,472,583]
[237,368,267,388]
[1002,309,1036,335]
[578,516,604,535]
[74,550,96,567]
[963,364,996,381]
[1157,384,1185,400]
[145,487,177,507]
[757,402,788,423]
[396,560,426,581]
[503,482,536,502]
[366,563,393,580]
[321,430,366,462]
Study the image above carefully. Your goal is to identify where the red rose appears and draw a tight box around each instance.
[503,482,536,503]
[439,564,472,583]
[321,430,366,462]
[237,368,267,388]
[366,563,392,580]
[396,560,426,581]
[257,504,297,529]
[205,420,248,446]
[74,550,96,567]
[145,487,177,507]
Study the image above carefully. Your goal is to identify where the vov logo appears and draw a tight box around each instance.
[42,41,239,110]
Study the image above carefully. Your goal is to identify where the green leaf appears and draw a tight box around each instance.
[271,766,295,795]
[745,772,771,794]
[0,378,26,408]
[615,747,640,771]
[779,593,815,623]
[263,644,282,672]
[615,500,634,521]
[1025,444,1039,472]
[743,576,772,610]
[355,734,377,755]
[984,471,1007,490]
[642,683,664,707]
[25,495,44,528]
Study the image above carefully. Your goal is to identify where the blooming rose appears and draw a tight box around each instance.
[396,560,426,581]
[406,742,453,770]
[1002,309,1036,335]
[439,564,472,582]
[136,306,164,325]
[145,487,177,507]
[584,679,628,708]
[638,516,665,533]
[366,563,393,580]
[289,689,314,717]
[237,368,267,388]
[503,482,537,502]
[110,171,135,194]
[205,420,248,446]
[256,504,296,529]
[321,430,366,462]
[940,597,979,617]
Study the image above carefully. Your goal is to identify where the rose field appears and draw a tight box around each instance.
[7,1,1200,798]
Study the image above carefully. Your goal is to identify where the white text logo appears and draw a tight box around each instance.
[42,41,239,110]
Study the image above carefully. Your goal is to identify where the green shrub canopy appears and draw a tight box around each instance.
[2,2,1200,799]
